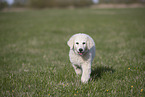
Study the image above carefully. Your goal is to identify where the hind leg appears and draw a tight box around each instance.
[72,64,82,75]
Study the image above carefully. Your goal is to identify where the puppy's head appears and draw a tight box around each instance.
[67,33,93,56]
[74,35,87,56]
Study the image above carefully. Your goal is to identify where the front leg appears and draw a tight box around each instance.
[81,63,91,83]
[72,64,82,75]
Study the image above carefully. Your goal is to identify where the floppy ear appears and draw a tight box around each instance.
[87,36,95,50]
[67,35,76,49]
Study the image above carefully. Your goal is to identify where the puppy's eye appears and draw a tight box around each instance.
[83,42,86,45]
[76,42,79,45]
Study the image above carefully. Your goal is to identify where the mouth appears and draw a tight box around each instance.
[78,52,83,56]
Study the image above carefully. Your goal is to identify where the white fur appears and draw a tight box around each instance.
[67,33,95,83]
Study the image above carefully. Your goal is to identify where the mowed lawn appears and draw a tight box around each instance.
[0,8,145,96]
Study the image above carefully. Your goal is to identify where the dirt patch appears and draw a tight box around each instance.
[1,3,145,12]
[2,8,28,12]
[91,3,145,9]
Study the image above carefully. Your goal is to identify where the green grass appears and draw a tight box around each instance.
[0,8,145,96]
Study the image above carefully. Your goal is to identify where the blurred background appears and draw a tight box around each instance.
[0,0,145,10]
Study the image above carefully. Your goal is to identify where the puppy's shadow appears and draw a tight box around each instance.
[91,65,115,80]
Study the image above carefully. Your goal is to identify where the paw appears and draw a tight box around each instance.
[81,76,89,83]
[75,69,82,75]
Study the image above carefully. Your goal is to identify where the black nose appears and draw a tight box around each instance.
[79,48,83,52]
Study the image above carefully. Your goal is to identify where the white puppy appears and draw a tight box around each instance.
[67,33,95,83]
